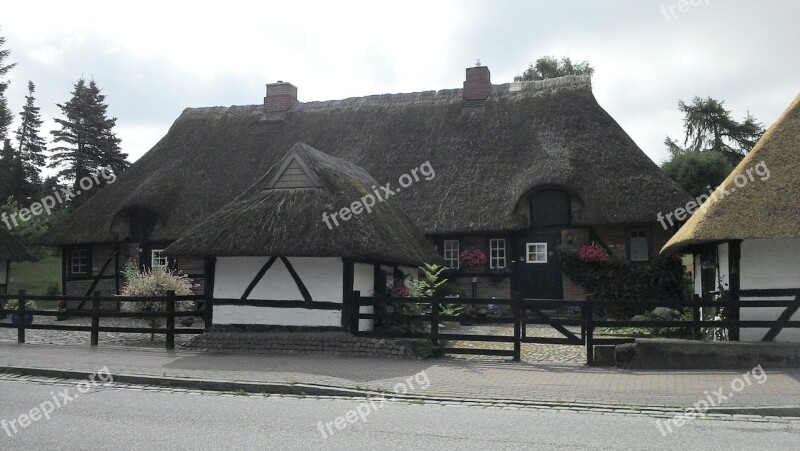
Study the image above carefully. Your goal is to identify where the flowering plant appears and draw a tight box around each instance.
[460,247,487,267]
[578,244,608,263]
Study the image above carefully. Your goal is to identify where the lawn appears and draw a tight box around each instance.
[7,253,61,302]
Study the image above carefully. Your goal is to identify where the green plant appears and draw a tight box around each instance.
[439,304,464,316]
[4,299,38,311]
[121,262,193,340]
[408,263,448,298]
[46,281,60,296]
[415,341,442,359]
[555,248,689,302]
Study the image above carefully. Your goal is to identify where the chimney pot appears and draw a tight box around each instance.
[264,81,298,113]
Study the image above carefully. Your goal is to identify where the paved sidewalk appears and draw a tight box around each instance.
[1,342,798,411]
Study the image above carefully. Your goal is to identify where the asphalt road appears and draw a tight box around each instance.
[1,380,799,450]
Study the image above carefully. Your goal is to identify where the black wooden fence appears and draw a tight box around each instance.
[0,290,211,350]
[350,289,800,365]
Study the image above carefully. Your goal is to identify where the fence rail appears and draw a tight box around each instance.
[351,289,800,365]
[0,290,212,350]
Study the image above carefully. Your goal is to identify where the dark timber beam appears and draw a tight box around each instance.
[728,240,742,341]
[241,256,277,300]
[281,257,313,305]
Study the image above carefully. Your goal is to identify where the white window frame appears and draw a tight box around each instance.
[70,248,90,275]
[630,230,649,262]
[489,238,506,268]
[526,243,548,264]
[443,240,460,269]
[151,249,169,268]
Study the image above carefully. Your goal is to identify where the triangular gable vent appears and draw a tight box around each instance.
[268,152,322,189]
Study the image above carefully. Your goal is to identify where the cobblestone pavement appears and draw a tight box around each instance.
[2,342,799,411]
[442,324,585,364]
[2,372,799,425]
[0,315,197,348]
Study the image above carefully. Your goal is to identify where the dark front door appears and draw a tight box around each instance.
[512,232,563,299]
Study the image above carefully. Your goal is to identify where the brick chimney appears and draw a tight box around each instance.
[462,63,491,102]
[264,81,298,112]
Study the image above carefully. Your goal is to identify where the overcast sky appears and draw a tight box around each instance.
[2,0,799,172]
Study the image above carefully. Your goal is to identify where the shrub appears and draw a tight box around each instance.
[121,262,193,340]
[4,299,38,311]
[555,248,689,302]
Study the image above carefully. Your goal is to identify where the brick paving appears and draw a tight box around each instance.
[1,342,798,410]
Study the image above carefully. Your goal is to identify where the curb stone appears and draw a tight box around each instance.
[2,366,800,421]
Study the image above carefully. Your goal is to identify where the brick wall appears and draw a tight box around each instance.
[463,66,491,101]
[264,82,298,112]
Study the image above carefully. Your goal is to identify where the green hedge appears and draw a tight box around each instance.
[555,248,689,301]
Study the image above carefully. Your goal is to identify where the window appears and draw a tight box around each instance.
[70,248,90,275]
[630,231,649,262]
[151,249,169,268]
[489,238,506,268]
[443,240,460,268]
[526,243,547,263]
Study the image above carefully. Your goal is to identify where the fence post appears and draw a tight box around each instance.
[513,300,521,362]
[166,290,175,350]
[17,289,26,344]
[692,294,701,340]
[204,296,214,332]
[431,300,439,347]
[585,296,594,366]
[91,291,101,346]
[349,291,361,335]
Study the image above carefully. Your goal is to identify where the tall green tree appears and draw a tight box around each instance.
[667,96,765,163]
[14,81,47,204]
[50,78,128,199]
[662,96,764,198]
[0,31,16,143]
[515,56,594,81]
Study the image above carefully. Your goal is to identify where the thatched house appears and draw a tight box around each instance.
[0,228,36,295]
[165,143,439,328]
[42,64,688,316]
[663,93,800,342]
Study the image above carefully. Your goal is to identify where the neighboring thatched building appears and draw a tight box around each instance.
[663,93,800,342]
[42,64,689,313]
[165,143,440,328]
[0,228,37,295]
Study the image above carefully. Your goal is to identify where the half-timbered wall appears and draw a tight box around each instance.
[708,239,800,342]
[213,256,344,327]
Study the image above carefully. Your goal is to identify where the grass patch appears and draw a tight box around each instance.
[6,254,61,309]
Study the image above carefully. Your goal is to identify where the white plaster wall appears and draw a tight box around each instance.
[0,261,7,285]
[739,239,800,342]
[213,306,342,327]
[213,257,344,327]
[354,263,374,331]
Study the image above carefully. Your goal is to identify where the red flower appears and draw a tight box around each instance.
[579,244,608,263]
[460,247,487,266]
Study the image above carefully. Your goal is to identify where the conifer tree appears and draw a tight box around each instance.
[50,78,129,199]
[14,81,47,203]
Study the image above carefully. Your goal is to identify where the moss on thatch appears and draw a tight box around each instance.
[0,228,37,262]
[41,75,689,246]
[663,93,800,253]
[165,143,440,265]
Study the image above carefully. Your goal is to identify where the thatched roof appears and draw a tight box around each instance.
[42,74,689,246]
[165,143,441,265]
[0,228,37,262]
[663,93,800,253]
